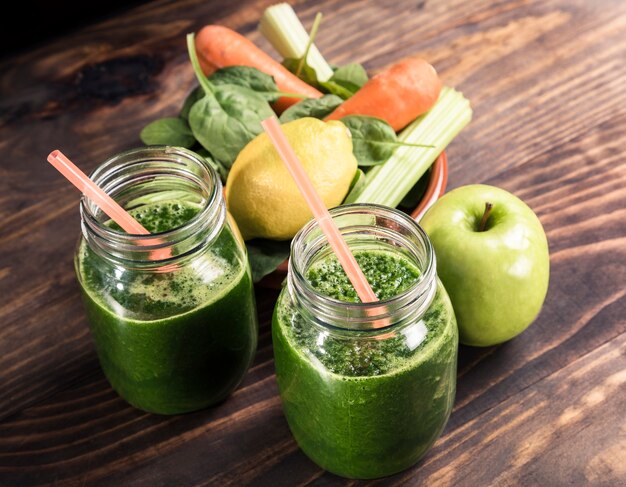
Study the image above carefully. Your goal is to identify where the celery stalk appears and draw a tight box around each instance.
[351,87,472,206]
[260,3,334,82]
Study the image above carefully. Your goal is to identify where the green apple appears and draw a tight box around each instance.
[421,184,549,347]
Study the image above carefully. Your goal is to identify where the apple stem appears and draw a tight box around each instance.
[478,202,493,232]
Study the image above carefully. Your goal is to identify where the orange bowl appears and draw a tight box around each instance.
[257,151,448,288]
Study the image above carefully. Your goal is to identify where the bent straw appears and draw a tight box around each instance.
[261,116,378,304]
[47,150,149,235]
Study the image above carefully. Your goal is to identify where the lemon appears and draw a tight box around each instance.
[225,118,357,240]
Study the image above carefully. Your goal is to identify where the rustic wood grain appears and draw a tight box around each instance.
[1,0,625,485]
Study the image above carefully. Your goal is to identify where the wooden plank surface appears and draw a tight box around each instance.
[1,0,625,485]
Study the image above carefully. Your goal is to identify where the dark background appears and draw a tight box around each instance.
[1,0,148,58]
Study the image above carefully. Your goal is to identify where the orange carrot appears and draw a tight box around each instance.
[195,25,323,112]
[325,57,442,131]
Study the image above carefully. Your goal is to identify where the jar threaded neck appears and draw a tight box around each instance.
[287,204,437,332]
[80,146,225,265]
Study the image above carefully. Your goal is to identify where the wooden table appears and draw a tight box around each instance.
[1,0,625,485]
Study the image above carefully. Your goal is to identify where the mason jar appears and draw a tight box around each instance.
[272,204,458,478]
[75,146,257,415]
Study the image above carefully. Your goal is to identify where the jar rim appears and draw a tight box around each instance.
[80,146,225,263]
[288,204,437,331]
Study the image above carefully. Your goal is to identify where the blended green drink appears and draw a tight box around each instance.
[273,205,457,478]
[75,147,257,414]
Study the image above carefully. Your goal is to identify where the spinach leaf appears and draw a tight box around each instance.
[180,86,204,120]
[188,85,275,167]
[246,238,291,282]
[341,115,397,166]
[282,57,320,87]
[185,34,275,167]
[341,115,433,167]
[343,168,366,204]
[283,57,368,100]
[279,94,343,123]
[321,63,368,99]
[319,80,354,99]
[209,66,280,102]
[332,63,368,88]
[140,117,196,148]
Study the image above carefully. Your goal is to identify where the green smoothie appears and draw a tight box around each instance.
[76,200,257,414]
[273,250,457,478]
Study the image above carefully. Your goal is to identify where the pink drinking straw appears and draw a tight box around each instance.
[47,150,150,235]
[261,117,378,304]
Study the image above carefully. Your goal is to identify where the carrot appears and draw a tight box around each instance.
[195,25,323,112]
[325,57,442,131]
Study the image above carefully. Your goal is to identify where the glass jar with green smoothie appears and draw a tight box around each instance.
[75,146,257,415]
[273,204,458,479]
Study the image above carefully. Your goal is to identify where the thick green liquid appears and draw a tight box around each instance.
[273,250,457,478]
[77,200,257,414]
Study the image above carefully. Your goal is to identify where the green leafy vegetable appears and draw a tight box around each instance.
[180,87,204,120]
[341,115,433,167]
[341,116,397,166]
[319,80,354,99]
[320,63,368,99]
[209,66,280,102]
[186,33,275,167]
[283,57,368,100]
[189,86,274,167]
[343,168,366,204]
[282,57,320,87]
[140,117,196,148]
[279,94,343,123]
[331,63,368,88]
[246,238,291,282]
